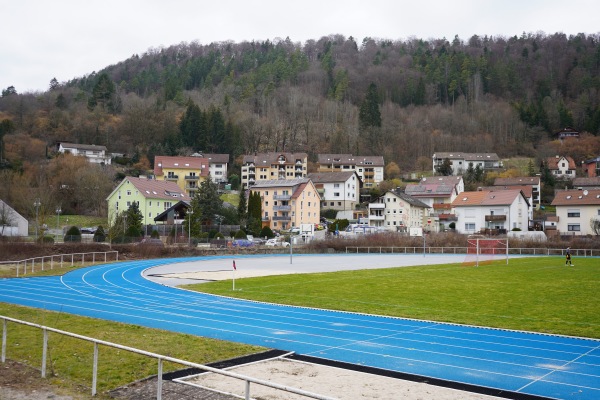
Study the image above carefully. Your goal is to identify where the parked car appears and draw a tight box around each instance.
[138,238,164,247]
[265,238,290,247]
[289,227,301,235]
[232,239,254,247]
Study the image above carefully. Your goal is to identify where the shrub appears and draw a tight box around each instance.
[64,226,82,242]
[328,219,350,233]
[234,230,247,239]
[259,226,275,238]
[214,232,225,239]
[321,209,338,219]
[449,222,456,230]
[93,226,106,242]
[150,229,160,239]
[38,236,54,244]
[208,229,218,239]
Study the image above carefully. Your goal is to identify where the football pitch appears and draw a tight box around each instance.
[186,255,600,339]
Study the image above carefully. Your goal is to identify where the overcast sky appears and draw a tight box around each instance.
[1,0,598,93]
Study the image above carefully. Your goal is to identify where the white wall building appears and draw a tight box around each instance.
[432,152,502,175]
[58,142,111,165]
[307,171,361,211]
[0,200,28,237]
[551,189,600,235]
[451,190,530,234]
[317,154,384,188]
[368,190,430,232]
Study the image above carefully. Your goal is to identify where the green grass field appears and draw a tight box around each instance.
[186,256,600,339]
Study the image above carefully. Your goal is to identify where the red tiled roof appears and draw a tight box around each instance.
[551,189,600,206]
[154,156,209,177]
[452,190,526,206]
[546,156,576,170]
[123,177,190,201]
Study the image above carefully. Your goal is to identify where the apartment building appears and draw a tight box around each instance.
[317,154,384,188]
[241,152,308,190]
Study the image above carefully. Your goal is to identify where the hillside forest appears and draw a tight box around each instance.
[1,32,600,219]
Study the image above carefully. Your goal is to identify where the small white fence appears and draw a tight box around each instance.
[345,246,600,257]
[0,316,336,400]
[0,251,119,277]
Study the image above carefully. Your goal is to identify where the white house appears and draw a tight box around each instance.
[0,200,28,237]
[58,142,111,165]
[432,152,502,175]
[494,176,541,209]
[192,153,229,183]
[551,189,600,235]
[546,155,576,180]
[368,190,430,232]
[307,171,361,211]
[451,190,530,234]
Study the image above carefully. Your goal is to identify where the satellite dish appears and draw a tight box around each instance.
[583,190,589,195]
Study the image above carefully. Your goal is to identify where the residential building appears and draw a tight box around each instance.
[405,176,464,230]
[555,127,580,141]
[0,199,28,237]
[317,154,384,188]
[551,189,600,236]
[154,156,210,197]
[249,178,320,231]
[367,190,430,232]
[106,177,190,226]
[307,171,361,211]
[432,152,502,175]
[241,152,308,190]
[573,177,600,189]
[191,152,229,183]
[582,156,600,177]
[57,142,111,165]
[450,190,530,234]
[493,176,541,209]
[546,155,576,180]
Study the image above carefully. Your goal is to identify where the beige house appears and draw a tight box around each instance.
[317,154,384,188]
[191,153,229,183]
[241,152,308,190]
[307,171,361,211]
[250,178,320,231]
[154,156,210,197]
[551,189,600,235]
[368,190,430,232]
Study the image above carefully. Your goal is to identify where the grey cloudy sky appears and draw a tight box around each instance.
[1,0,598,93]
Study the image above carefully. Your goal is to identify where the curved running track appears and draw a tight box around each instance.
[0,255,599,400]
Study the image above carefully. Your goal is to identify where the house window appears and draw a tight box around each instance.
[127,190,131,196]
[334,183,340,188]
[127,201,131,207]
[330,202,334,206]
[334,192,340,197]
[567,224,580,231]
[465,223,476,231]
[338,202,341,206]
[567,210,580,217]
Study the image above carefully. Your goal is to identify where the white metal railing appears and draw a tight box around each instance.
[344,246,600,256]
[0,251,119,277]
[0,316,336,400]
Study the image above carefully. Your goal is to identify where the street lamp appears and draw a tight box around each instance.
[56,206,62,231]
[33,198,41,241]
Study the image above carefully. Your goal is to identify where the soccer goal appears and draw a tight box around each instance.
[464,238,509,267]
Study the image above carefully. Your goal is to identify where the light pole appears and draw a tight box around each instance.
[56,206,62,232]
[188,208,194,245]
[34,198,41,241]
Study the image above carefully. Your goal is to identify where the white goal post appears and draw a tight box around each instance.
[465,238,508,267]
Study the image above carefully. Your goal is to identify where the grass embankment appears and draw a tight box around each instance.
[186,256,600,339]
[0,304,264,397]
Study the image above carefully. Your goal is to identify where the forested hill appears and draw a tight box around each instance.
[1,32,600,172]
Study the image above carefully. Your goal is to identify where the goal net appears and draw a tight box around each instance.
[463,238,508,267]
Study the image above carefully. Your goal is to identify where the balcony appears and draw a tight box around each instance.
[485,215,507,222]
[165,175,178,181]
[369,214,385,220]
[184,175,199,181]
[262,216,271,221]
[433,203,452,210]
[186,185,199,191]
[273,205,291,211]
[369,203,385,209]
[273,194,291,200]
[272,215,291,221]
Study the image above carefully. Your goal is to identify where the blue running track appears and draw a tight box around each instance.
[1,256,599,399]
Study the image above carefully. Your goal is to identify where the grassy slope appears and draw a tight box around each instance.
[185,256,600,338]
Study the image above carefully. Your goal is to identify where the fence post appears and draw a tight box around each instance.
[157,358,163,400]
[245,380,251,400]
[71,254,74,266]
[42,256,44,271]
[93,253,96,264]
[2,318,6,362]
[92,342,98,396]
[42,328,48,378]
